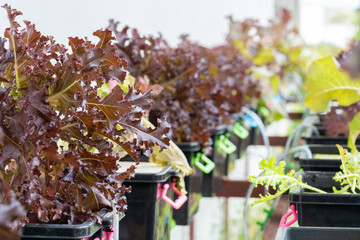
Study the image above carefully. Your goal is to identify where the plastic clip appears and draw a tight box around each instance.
[193,153,215,174]
[279,204,297,228]
[259,106,270,117]
[217,135,236,154]
[161,182,188,210]
[232,122,249,139]
[100,227,113,240]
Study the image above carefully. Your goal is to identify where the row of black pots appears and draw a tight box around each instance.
[276,120,360,239]
[276,170,360,239]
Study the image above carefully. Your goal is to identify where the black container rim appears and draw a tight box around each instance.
[230,112,244,122]
[307,144,353,154]
[289,171,360,205]
[298,158,341,168]
[304,136,348,141]
[101,213,125,227]
[120,162,178,183]
[213,124,227,136]
[277,226,360,240]
[289,187,360,205]
[22,219,100,239]
[176,141,201,152]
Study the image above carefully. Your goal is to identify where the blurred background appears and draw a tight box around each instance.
[1,0,359,48]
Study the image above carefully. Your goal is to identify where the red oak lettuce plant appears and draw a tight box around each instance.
[323,102,360,137]
[0,4,169,230]
[109,22,260,154]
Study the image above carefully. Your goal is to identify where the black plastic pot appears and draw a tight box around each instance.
[21,217,102,240]
[297,157,341,172]
[313,124,326,136]
[275,227,360,240]
[289,171,360,227]
[306,144,351,155]
[295,171,339,191]
[295,145,342,171]
[304,136,360,145]
[119,162,179,240]
[173,141,202,225]
[202,125,227,197]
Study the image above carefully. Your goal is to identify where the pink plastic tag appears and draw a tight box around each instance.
[160,182,188,209]
[279,204,297,228]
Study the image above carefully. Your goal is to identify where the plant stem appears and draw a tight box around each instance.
[280,174,327,193]
[11,35,20,89]
[46,80,79,103]
[298,182,327,194]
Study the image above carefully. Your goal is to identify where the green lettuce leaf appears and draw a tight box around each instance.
[348,112,360,152]
[304,56,360,112]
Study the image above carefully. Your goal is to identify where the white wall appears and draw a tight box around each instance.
[299,0,359,47]
[0,0,274,47]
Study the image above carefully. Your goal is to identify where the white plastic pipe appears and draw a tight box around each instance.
[112,204,119,240]
[241,107,270,240]
[242,114,316,240]
[241,107,270,160]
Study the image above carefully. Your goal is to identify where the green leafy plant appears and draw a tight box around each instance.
[249,157,326,206]
[304,56,360,113]
[303,41,360,152]
[348,112,360,151]
[250,145,360,205]
[333,144,360,193]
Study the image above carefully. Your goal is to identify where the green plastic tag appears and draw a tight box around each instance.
[217,135,236,155]
[232,122,249,139]
[259,106,270,117]
[193,153,215,174]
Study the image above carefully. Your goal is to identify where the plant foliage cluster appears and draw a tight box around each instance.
[109,22,261,154]
[0,4,170,236]
[322,102,360,137]
[250,37,360,206]
[249,145,360,205]
[228,9,306,121]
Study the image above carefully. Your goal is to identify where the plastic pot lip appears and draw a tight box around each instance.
[23,209,117,228]
[289,187,360,205]
[176,141,201,152]
[213,124,227,136]
[101,212,124,227]
[307,144,351,155]
[22,212,106,238]
[304,136,357,145]
[305,136,347,140]
[298,158,341,171]
[230,112,243,122]
[24,219,96,228]
[277,226,360,239]
[121,162,178,183]
[289,171,358,204]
